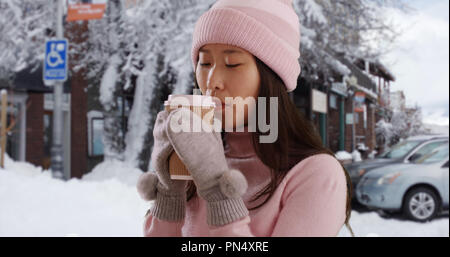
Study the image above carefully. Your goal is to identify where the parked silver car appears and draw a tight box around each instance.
[345,135,448,198]
[356,143,449,221]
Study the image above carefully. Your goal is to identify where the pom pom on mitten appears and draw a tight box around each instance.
[219,169,248,199]
[137,172,159,201]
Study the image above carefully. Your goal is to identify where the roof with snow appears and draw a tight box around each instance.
[5,65,71,93]
[337,55,378,95]
[355,59,396,82]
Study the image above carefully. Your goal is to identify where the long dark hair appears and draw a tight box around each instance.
[189,57,354,236]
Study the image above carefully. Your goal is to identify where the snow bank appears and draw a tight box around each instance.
[357,143,369,151]
[335,151,353,161]
[3,153,49,178]
[1,154,448,237]
[82,159,144,187]
[0,154,150,237]
[352,150,362,162]
[368,150,378,159]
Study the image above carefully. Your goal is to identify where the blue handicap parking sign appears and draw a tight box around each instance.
[44,39,68,82]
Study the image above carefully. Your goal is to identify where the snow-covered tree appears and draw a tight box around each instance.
[405,105,427,136]
[293,0,407,82]
[0,0,409,172]
[115,0,212,170]
[0,0,56,81]
[376,105,427,147]
[376,118,394,148]
[75,0,213,170]
[84,0,129,162]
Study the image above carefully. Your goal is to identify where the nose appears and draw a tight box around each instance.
[206,67,225,95]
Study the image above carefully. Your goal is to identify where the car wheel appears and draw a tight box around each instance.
[403,187,440,222]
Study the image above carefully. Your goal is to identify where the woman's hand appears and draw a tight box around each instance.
[137,110,187,222]
[165,108,249,226]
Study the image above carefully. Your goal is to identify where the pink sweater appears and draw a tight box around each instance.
[143,131,347,237]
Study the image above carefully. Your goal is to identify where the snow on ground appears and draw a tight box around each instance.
[338,209,448,237]
[0,154,149,237]
[0,154,448,237]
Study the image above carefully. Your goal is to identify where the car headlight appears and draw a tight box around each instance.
[377,172,401,185]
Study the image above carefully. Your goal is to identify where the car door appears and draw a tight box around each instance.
[442,161,449,206]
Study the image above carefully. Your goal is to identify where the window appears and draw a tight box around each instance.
[411,141,448,163]
[330,94,338,110]
[87,110,104,157]
[91,118,104,156]
[380,140,422,159]
[443,161,449,168]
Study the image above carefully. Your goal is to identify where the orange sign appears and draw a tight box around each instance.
[67,0,107,22]
[354,92,366,113]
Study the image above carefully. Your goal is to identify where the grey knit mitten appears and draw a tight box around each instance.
[137,110,187,222]
[166,108,249,226]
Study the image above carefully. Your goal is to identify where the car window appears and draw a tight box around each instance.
[409,141,448,161]
[414,144,449,164]
[380,140,422,159]
[443,161,449,168]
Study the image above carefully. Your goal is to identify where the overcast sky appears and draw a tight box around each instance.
[382,0,449,126]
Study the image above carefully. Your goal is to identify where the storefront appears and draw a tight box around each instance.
[0,65,71,176]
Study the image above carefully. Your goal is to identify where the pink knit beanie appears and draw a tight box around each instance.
[191,0,301,92]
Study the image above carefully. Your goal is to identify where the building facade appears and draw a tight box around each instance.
[292,57,395,158]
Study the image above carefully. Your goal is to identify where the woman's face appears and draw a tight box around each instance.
[196,44,261,131]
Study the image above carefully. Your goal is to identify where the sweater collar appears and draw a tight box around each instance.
[223,127,257,158]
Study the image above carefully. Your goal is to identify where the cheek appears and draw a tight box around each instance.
[229,68,260,97]
[228,74,260,99]
[196,70,207,90]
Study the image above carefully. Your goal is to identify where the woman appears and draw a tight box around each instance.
[137,0,353,237]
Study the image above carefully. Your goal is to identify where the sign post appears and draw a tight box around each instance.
[43,0,67,180]
[0,90,7,168]
[44,39,68,82]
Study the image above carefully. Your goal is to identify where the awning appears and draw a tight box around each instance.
[12,65,71,93]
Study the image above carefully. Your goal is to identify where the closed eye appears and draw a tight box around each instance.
[199,63,241,68]
[226,64,241,68]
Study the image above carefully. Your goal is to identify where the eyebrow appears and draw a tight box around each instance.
[199,48,243,54]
